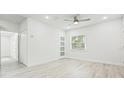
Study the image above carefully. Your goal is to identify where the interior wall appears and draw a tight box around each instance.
[27,18,64,66]
[19,19,28,65]
[66,18,124,66]
[19,18,64,66]
[0,19,19,32]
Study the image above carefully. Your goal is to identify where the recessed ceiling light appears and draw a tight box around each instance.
[103,16,107,20]
[45,16,49,19]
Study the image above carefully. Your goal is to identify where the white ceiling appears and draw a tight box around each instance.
[0,14,26,24]
[0,14,123,30]
[22,14,123,30]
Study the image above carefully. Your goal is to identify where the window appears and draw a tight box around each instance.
[72,35,86,49]
[60,36,65,56]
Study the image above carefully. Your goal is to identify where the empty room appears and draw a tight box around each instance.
[0,14,124,78]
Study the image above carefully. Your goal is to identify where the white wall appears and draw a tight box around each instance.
[0,19,19,32]
[121,16,124,63]
[19,18,64,66]
[66,18,124,66]
[19,19,28,65]
[19,19,28,32]
[27,18,63,66]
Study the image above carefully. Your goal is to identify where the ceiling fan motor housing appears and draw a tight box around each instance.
[74,16,79,22]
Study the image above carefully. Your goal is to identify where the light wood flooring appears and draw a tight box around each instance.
[1,58,124,78]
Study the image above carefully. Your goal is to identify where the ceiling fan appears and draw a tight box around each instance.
[64,15,91,24]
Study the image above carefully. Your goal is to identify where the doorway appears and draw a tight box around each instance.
[0,31,18,65]
[0,30,26,75]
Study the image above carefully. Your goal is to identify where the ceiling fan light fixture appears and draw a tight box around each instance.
[74,21,78,24]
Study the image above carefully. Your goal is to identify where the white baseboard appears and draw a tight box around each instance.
[27,57,62,67]
[66,56,124,66]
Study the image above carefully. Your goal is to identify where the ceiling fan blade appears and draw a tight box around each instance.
[79,18,91,22]
[64,19,73,21]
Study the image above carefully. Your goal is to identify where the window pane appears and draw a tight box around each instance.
[72,35,86,49]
